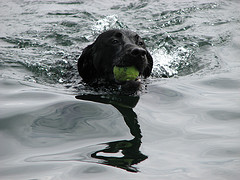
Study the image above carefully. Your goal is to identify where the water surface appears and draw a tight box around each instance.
[0,0,240,179]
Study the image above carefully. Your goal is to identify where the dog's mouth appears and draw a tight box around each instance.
[112,51,148,87]
[113,52,148,75]
[112,66,141,94]
[113,65,141,84]
[112,65,142,95]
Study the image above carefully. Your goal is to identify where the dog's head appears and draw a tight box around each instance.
[78,29,153,86]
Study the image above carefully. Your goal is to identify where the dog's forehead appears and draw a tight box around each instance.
[123,30,140,40]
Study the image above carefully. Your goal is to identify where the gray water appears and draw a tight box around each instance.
[0,0,240,179]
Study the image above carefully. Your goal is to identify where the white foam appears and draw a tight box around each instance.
[151,46,193,77]
[151,48,177,77]
[92,14,120,33]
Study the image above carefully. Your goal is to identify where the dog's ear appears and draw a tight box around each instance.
[143,51,153,78]
[77,44,97,83]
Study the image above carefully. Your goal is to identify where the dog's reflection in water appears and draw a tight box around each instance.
[76,94,148,172]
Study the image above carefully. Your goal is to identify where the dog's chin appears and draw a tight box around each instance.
[118,79,141,95]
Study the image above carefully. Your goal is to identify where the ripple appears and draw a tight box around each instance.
[200,78,240,90]
[45,32,73,46]
[26,144,104,163]
[30,101,122,137]
[0,99,128,148]
[203,147,240,159]
[0,37,42,48]
[60,21,78,27]
[207,110,240,121]
[57,1,84,5]
[111,1,148,11]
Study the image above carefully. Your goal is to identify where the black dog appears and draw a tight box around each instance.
[77,29,153,92]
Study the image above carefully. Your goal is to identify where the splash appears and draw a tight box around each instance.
[151,45,194,78]
[92,14,127,34]
[151,48,177,78]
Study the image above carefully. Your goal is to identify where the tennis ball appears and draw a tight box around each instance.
[113,66,139,81]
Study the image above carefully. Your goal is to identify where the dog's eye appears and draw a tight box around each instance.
[115,32,122,38]
[138,41,144,46]
[112,39,119,44]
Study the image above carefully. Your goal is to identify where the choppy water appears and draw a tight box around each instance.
[0,0,240,179]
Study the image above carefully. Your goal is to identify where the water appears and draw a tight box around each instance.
[0,0,240,179]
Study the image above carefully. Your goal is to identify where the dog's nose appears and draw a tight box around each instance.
[130,48,146,57]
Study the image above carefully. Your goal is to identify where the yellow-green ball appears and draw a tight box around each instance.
[113,66,139,81]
